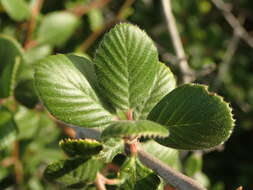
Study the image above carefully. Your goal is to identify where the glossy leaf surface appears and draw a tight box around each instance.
[101,120,169,140]
[94,23,158,110]
[149,84,235,150]
[34,54,113,128]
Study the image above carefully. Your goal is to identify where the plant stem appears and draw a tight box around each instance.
[137,148,206,190]
[161,0,194,84]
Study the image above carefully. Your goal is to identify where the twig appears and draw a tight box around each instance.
[95,172,119,190]
[13,141,23,185]
[161,0,194,84]
[78,0,135,52]
[24,0,44,49]
[70,0,111,17]
[137,148,206,190]
[211,0,253,48]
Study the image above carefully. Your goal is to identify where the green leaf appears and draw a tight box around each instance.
[148,84,235,150]
[135,62,176,119]
[0,0,30,21]
[14,80,39,108]
[184,152,202,177]
[101,120,169,140]
[88,8,104,31]
[59,138,103,157]
[44,157,104,188]
[141,140,181,170]
[98,138,124,163]
[94,23,158,110]
[119,157,160,190]
[0,35,23,98]
[34,54,113,128]
[37,12,79,46]
[0,106,17,149]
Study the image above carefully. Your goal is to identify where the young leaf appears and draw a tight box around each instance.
[135,62,176,119]
[0,35,23,98]
[0,0,30,21]
[59,138,103,157]
[94,23,158,110]
[148,84,235,150]
[141,140,181,170]
[0,106,17,149]
[37,12,79,46]
[184,153,203,177]
[44,157,104,188]
[101,120,169,140]
[98,138,124,163]
[119,157,160,190]
[34,54,113,128]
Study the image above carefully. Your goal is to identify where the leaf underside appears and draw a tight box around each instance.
[148,84,235,150]
[101,120,169,140]
[34,54,113,128]
[59,138,103,157]
[94,23,158,110]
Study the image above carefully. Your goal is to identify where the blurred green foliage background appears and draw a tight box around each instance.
[0,0,252,189]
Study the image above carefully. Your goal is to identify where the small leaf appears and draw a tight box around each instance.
[0,0,30,21]
[119,157,160,190]
[184,152,203,177]
[37,12,79,46]
[148,84,235,150]
[98,138,124,163]
[59,138,103,157]
[101,120,169,140]
[135,62,176,119]
[44,157,104,188]
[141,140,181,170]
[0,35,23,98]
[0,106,17,149]
[88,8,104,31]
[94,23,158,110]
[34,54,113,128]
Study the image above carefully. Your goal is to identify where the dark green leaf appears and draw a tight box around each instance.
[94,23,158,110]
[37,12,79,46]
[44,157,104,188]
[135,62,176,119]
[0,35,23,98]
[148,84,235,150]
[0,106,17,149]
[0,0,30,21]
[34,54,113,128]
[59,138,103,157]
[101,120,169,140]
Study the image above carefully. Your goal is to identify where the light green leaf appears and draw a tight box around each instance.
[148,84,235,150]
[44,157,104,188]
[101,120,169,140]
[119,157,160,190]
[135,62,176,119]
[0,35,23,98]
[59,138,103,157]
[0,0,30,21]
[141,140,181,170]
[88,8,104,31]
[34,54,113,128]
[94,23,158,110]
[184,152,203,177]
[0,106,17,149]
[37,12,79,46]
[98,138,124,163]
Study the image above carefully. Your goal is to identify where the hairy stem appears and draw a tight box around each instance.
[137,148,206,190]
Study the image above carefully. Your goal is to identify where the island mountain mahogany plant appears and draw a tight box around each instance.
[34,23,235,190]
